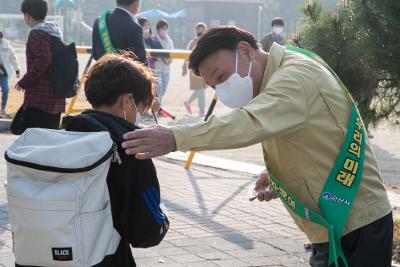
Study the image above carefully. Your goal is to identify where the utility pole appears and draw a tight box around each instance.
[76,0,82,45]
[257,5,263,41]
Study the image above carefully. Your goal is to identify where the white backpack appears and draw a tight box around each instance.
[5,128,121,267]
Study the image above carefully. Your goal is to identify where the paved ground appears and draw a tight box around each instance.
[0,134,311,267]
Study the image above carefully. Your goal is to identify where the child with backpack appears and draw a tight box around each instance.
[6,53,169,266]
[14,0,74,133]
[62,53,169,266]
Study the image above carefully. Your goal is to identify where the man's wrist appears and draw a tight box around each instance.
[170,126,190,152]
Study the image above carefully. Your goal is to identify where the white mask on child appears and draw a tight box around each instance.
[132,100,142,126]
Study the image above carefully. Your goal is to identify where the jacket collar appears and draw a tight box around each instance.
[260,43,285,91]
[114,7,138,23]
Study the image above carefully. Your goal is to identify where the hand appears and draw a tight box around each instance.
[151,97,161,113]
[15,83,24,92]
[250,172,278,202]
[122,125,177,159]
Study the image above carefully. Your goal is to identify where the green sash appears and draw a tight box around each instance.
[98,11,117,54]
[269,46,366,267]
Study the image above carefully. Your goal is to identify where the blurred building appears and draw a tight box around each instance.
[185,0,264,41]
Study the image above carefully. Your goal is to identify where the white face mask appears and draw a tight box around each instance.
[215,50,253,108]
[159,29,168,38]
[272,26,283,35]
[132,99,142,126]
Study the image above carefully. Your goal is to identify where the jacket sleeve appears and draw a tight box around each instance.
[92,19,104,60]
[171,66,307,152]
[18,31,52,90]
[128,158,169,248]
[125,23,147,64]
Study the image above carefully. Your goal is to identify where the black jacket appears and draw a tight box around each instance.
[62,110,168,266]
[92,8,147,63]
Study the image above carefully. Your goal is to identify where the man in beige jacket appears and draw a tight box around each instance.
[122,26,393,266]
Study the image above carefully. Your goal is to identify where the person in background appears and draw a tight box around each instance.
[183,23,208,117]
[137,17,162,118]
[260,17,285,52]
[0,31,20,118]
[92,0,147,64]
[154,19,174,108]
[15,0,65,130]
[138,17,162,69]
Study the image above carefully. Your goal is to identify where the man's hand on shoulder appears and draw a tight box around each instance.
[122,125,177,160]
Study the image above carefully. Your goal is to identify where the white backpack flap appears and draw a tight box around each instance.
[5,128,121,267]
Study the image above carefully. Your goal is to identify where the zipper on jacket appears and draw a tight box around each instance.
[112,142,122,165]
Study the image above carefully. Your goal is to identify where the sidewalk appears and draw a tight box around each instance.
[0,134,311,267]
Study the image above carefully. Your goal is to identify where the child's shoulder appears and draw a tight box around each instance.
[28,29,50,42]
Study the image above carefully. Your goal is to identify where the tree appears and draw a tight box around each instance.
[293,0,400,129]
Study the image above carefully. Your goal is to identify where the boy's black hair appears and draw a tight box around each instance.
[85,52,155,109]
[189,26,258,76]
[21,0,48,21]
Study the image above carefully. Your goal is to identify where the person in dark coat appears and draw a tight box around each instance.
[92,0,147,64]
[62,53,168,266]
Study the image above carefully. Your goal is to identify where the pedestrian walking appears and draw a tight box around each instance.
[183,23,208,117]
[0,31,20,118]
[154,20,174,106]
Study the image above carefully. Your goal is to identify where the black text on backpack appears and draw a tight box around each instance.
[49,36,79,98]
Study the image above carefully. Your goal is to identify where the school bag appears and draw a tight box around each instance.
[4,128,121,266]
[49,36,79,98]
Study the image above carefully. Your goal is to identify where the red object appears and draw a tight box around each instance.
[18,30,65,114]
[159,107,176,120]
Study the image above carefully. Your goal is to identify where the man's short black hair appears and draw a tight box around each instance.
[271,17,284,26]
[117,0,139,6]
[189,25,259,76]
[21,0,48,21]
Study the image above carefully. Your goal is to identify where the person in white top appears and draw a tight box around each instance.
[0,31,20,117]
[154,20,174,108]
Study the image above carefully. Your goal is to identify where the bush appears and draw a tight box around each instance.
[293,0,400,129]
